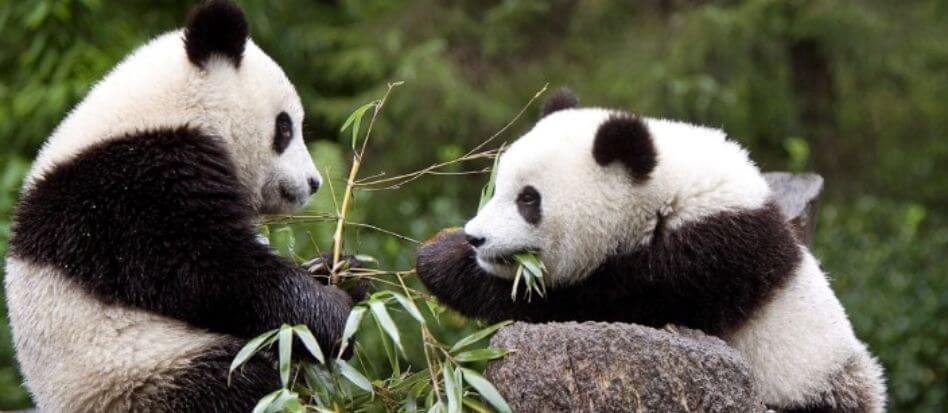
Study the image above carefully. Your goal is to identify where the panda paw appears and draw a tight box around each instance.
[303,254,369,302]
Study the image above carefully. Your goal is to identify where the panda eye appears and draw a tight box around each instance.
[273,112,293,154]
[517,186,540,205]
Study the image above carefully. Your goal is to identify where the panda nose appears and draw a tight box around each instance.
[307,177,320,195]
[465,234,486,248]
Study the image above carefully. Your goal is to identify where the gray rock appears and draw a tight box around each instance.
[486,322,765,412]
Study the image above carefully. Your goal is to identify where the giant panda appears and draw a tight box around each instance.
[416,89,886,412]
[4,1,357,411]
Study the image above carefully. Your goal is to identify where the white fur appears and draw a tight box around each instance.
[26,30,320,213]
[8,27,320,410]
[5,258,228,412]
[727,249,885,410]
[466,108,769,285]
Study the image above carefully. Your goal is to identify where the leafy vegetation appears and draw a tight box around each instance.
[0,0,945,411]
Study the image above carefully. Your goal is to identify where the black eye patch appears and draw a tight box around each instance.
[273,112,293,154]
[516,185,542,225]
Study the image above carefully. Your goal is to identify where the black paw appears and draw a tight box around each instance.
[303,254,369,302]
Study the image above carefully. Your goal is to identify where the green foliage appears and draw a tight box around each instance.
[0,0,945,411]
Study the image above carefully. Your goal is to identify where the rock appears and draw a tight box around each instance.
[486,322,765,412]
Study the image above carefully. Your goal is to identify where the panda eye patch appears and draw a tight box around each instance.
[273,112,293,154]
[516,185,542,225]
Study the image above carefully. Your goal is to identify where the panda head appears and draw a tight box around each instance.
[179,0,320,214]
[464,88,770,285]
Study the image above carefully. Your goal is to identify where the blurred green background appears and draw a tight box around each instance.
[1,0,945,410]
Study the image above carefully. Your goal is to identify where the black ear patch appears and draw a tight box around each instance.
[184,0,249,68]
[593,114,657,182]
[540,87,579,118]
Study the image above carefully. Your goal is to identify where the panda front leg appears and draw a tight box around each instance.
[415,229,551,323]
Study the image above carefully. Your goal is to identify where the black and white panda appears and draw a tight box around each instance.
[416,89,886,412]
[5,1,356,411]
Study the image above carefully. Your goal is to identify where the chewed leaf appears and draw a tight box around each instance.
[390,291,425,323]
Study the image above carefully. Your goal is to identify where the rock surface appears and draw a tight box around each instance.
[486,322,765,412]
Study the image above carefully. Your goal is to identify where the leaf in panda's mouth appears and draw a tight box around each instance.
[510,252,547,302]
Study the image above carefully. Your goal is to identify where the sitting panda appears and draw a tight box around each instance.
[5,1,357,411]
[416,89,886,412]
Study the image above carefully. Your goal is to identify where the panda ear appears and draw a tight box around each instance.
[184,0,249,68]
[540,87,579,118]
[592,114,657,182]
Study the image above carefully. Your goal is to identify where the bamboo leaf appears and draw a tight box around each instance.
[450,320,512,353]
[390,291,425,323]
[340,102,376,149]
[337,306,366,359]
[369,299,403,352]
[251,389,282,413]
[229,329,278,383]
[278,325,293,387]
[443,366,461,413]
[292,324,325,365]
[478,147,504,210]
[461,368,513,413]
[334,359,373,392]
[454,348,512,362]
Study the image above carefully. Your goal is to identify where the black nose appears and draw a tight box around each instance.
[465,234,486,248]
[307,177,320,195]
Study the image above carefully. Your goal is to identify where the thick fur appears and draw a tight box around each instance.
[418,98,885,411]
[539,87,579,118]
[185,0,249,68]
[5,2,340,411]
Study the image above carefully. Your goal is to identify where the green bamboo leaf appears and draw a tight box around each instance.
[450,320,512,353]
[267,389,296,412]
[443,366,461,413]
[369,299,403,352]
[510,265,523,301]
[337,306,366,359]
[340,102,376,149]
[478,147,504,211]
[426,401,444,413]
[461,368,513,413]
[229,329,278,382]
[251,389,282,413]
[454,348,512,362]
[292,324,325,364]
[334,359,373,392]
[278,325,293,387]
[390,291,425,323]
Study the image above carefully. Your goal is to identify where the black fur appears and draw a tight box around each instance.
[184,0,249,68]
[516,185,542,225]
[9,127,352,359]
[416,201,801,337]
[592,114,657,183]
[138,338,280,411]
[540,87,579,118]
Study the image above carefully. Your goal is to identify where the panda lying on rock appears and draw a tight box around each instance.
[416,89,886,412]
[5,1,360,411]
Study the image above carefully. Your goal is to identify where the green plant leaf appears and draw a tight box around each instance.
[229,329,278,383]
[292,324,325,364]
[369,299,403,352]
[390,291,425,323]
[478,147,504,211]
[334,359,373,392]
[251,389,282,413]
[461,368,513,413]
[337,306,366,359]
[340,102,376,149]
[443,366,461,413]
[450,320,512,353]
[454,348,512,362]
[278,324,293,387]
